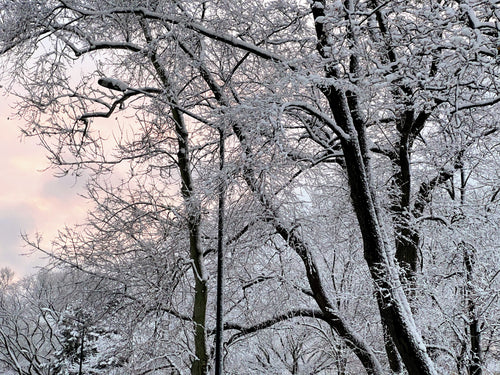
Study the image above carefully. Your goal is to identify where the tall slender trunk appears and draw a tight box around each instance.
[214,127,226,375]
[78,326,85,375]
[459,164,482,375]
[463,243,482,375]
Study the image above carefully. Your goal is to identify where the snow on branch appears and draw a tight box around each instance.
[415,215,450,226]
[460,3,498,31]
[59,3,295,69]
[454,96,500,112]
[222,308,326,340]
[80,79,208,125]
[98,77,129,92]
[283,101,350,141]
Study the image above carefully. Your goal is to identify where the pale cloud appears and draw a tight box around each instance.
[0,203,40,276]
[0,92,88,278]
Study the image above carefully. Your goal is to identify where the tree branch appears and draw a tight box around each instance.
[221,308,325,341]
[59,3,295,68]
[283,102,350,141]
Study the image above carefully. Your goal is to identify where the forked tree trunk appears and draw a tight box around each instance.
[341,137,437,375]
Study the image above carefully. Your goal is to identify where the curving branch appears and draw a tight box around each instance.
[412,169,454,218]
[78,86,209,126]
[222,308,326,344]
[283,102,351,141]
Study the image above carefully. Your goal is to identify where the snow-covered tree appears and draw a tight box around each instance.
[1,0,499,374]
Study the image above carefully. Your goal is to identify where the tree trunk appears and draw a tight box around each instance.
[140,18,209,371]
[341,137,437,375]
[214,127,226,375]
[460,164,482,375]
[377,294,403,373]
[174,107,208,375]
[273,223,384,375]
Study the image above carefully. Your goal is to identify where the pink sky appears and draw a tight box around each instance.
[0,91,87,278]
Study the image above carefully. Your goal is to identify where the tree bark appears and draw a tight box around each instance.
[464,243,482,375]
[174,107,208,375]
[459,164,482,375]
[139,19,209,374]
[340,135,436,375]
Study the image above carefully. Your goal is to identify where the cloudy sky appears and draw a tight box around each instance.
[0,92,87,278]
